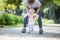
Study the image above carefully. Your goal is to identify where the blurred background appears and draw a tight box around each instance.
[0,0,60,28]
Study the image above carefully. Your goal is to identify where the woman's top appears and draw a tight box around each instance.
[24,0,41,8]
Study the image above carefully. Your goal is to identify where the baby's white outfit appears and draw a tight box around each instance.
[28,15,35,33]
[24,13,39,33]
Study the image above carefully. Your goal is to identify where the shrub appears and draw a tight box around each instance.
[0,13,24,25]
[3,13,16,25]
[15,16,24,24]
[0,14,5,25]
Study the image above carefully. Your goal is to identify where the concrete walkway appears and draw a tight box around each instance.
[0,26,60,40]
[43,24,60,27]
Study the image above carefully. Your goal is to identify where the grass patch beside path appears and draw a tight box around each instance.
[0,24,23,28]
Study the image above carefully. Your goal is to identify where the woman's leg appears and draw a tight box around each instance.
[38,11,43,34]
[23,16,28,28]
[34,8,43,34]
[22,10,28,33]
[38,14,42,29]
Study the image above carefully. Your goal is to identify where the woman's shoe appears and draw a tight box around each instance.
[21,29,26,33]
[39,29,43,34]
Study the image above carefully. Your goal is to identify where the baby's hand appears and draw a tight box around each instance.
[34,17,38,21]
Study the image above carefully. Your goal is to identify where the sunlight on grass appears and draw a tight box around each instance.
[42,18,55,24]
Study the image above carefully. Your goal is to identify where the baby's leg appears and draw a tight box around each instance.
[30,25,33,32]
[28,23,34,33]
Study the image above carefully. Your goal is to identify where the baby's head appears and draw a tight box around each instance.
[28,8,35,14]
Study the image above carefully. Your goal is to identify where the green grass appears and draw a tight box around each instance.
[0,24,23,28]
[42,18,55,24]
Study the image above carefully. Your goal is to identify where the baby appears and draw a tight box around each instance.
[24,9,39,33]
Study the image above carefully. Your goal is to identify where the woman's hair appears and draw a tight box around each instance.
[28,0,35,3]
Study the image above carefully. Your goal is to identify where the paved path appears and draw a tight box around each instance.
[0,26,60,40]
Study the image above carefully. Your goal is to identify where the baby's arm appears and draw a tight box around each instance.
[36,14,39,19]
[34,14,39,19]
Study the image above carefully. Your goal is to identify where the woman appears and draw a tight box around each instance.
[22,0,43,34]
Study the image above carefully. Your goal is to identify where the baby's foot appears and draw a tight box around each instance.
[28,31,31,33]
[31,28,33,32]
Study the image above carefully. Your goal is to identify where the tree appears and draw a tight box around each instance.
[6,0,22,15]
[53,0,60,6]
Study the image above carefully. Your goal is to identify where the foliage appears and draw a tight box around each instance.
[53,0,60,6]
[0,13,24,25]
[20,0,25,10]
[7,4,16,10]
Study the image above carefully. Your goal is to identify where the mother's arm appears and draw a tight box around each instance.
[36,6,41,14]
[25,6,29,12]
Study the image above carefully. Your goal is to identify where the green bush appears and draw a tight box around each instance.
[3,14,15,25]
[0,14,5,25]
[15,16,24,24]
[0,13,24,25]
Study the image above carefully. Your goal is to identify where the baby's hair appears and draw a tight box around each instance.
[28,8,35,13]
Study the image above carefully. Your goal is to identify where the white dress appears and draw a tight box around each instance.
[24,13,39,33]
[28,15,35,33]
